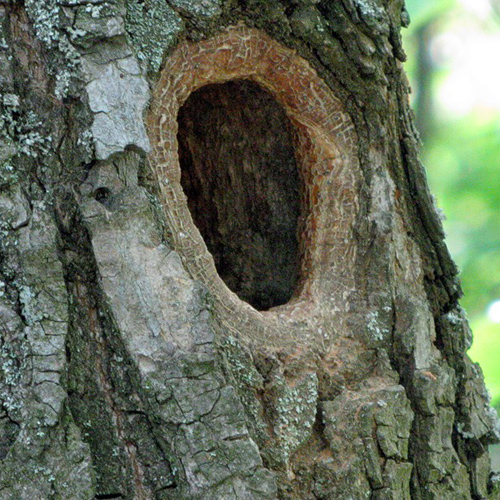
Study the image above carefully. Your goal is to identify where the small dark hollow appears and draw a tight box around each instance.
[94,187,112,206]
[177,80,301,311]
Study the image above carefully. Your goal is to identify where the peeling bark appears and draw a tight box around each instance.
[0,1,499,499]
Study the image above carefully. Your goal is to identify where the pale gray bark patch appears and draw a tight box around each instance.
[74,1,153,159]
[83,55,151,159]
[73,152,277,498]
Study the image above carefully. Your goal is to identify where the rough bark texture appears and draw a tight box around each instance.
[0,1,499,499]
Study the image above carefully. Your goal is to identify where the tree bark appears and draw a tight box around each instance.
[0,1,499,499]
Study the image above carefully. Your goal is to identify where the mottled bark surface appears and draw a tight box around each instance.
[0,1,499,499]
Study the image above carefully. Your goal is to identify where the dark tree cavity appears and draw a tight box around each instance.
[177,80,301,311]
[2,1,500,499]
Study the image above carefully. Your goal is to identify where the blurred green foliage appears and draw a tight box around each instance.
[403,0,500,408]
[427,113,500,318]
[405,0,455,28]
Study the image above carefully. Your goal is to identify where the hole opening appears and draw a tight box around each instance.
[177,79,302,311]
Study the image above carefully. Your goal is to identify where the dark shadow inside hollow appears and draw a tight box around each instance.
[177,80,301,311]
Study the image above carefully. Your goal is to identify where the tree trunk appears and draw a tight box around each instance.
[0,1,499,499]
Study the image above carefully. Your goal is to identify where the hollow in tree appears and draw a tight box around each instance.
[177,80,301,311]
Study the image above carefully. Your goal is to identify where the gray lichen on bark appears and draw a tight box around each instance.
[0,0,499,499]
